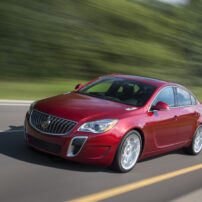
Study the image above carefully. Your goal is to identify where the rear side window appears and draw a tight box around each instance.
[191,95,196,105]
[176,88,191,106]
[153,87,175,107]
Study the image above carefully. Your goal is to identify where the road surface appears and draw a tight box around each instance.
[0,102,201,202]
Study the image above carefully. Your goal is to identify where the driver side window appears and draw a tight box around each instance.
[153,87,175,107]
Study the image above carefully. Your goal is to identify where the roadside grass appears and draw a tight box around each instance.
[0,79,201,102]
[0,79,87,101]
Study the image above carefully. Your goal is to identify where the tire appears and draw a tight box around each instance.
[185,125,202,155]
[112,130,142,173]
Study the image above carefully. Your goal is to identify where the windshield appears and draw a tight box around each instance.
[78,77,157,107]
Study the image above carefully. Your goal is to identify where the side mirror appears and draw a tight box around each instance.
[151,101,170,111]
[75,83,83,90]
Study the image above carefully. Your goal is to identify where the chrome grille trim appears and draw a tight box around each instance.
[30,109,77,135]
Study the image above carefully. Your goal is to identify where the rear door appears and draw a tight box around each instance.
[175,87,198,141]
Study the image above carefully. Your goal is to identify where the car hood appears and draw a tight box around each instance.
[34,92,134,122]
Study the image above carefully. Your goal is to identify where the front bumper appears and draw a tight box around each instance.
[25,113,120,166]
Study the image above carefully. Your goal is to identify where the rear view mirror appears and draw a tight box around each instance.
[75,84,83,90]
[151,101,170,111]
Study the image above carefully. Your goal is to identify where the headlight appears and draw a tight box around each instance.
[77,119,118,133]
[28,101,37,114]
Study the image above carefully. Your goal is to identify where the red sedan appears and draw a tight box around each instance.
[24,74,202,172]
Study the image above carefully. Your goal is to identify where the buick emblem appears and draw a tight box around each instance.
[41,116,51,129]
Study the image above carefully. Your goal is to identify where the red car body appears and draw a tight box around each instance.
[24,75,202,167]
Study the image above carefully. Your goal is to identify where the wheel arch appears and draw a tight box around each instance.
[111,127,145,172]
[132,128,145,154]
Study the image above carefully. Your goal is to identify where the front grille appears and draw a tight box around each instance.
[30,110,77,135]
[28,135,61,154]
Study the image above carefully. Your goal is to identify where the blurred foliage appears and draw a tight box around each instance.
[0,0,202,99]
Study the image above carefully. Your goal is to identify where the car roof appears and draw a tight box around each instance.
[110,74,174,87]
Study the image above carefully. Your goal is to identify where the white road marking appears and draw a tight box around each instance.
[0,103,30,106]
[0,100,33,103]
[0,130,24,133]
[171,188,202,202]
[0,100,33,106]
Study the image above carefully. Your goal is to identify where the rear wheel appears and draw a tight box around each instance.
[185,126,202,155]
[112,130,142,173]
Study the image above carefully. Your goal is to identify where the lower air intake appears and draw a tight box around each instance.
[28,135,62,154]
[67,136,88,157]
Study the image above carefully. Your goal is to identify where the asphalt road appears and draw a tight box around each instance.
[0,103,201,202]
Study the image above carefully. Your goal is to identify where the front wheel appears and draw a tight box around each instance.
[185,126,202,155]
[112,130,142,173]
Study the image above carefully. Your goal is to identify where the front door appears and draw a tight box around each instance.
[146,86,181,150]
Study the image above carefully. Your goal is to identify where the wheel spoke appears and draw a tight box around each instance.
[120,133,141,170]
[194,129,202,153]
